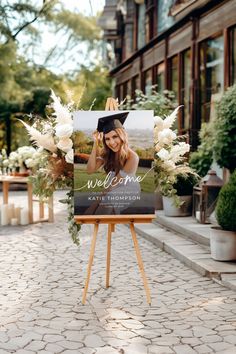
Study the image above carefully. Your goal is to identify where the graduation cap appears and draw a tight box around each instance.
[97,112,129,134]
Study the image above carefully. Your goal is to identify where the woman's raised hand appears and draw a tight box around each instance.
[92,131,102,145]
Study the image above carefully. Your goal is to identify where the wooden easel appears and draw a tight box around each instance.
[75,98,155,305]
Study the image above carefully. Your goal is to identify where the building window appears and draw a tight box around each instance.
[170,55,178,97]
[156,62,165,92]
[157,0,175,34]
[144,69,153,94]
[145,0,155,42]
[123,81,128,99]
[181,49,191,131]
[116,85,122,102]
[119,85,124,101]
[137,3,146,49]
[200,35,224,123]
[132,75,140,99]
[230,27,236,85]
[169,55,179,130]
[125,23,134,59]
[124,0,135,59]
[127,80,132,97]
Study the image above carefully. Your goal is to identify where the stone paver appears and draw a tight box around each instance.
[0,191,236,353]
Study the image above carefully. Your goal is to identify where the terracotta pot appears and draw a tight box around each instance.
[163,195,192,217]
[210,226,236,261]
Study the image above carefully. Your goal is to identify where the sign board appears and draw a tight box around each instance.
[74,110,155,217]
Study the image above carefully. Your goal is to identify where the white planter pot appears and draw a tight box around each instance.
[210,227,236,261]
[163,195,192,217]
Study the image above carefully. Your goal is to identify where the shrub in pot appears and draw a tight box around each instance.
[162,173,199,217]
[213,84,236,174]
[189,122,214,177]
[173,173,199,196]
[210,171,236,260]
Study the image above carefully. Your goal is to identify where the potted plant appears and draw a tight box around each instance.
[210,171,236,261]
[151,104,198,216]
[209,84,236,260]
[213,84,236,177]
[121,87,177,211]
[162,173,199,216]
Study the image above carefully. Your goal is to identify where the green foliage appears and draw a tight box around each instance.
[60,191,81,246]
[55,10,101,42]
[23,87,51,115]
[0,48,65,149]
[173,173,199,196]
[121,87,177,116]
[0,0,57,44]
[72,65,112,110]
[74,131,91,153]
[216,171,236,231]
[213,84,236,172]
[189,122,214,177]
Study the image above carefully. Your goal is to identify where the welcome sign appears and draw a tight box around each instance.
[74,110,155,216]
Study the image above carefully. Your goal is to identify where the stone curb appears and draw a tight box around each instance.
[134,222,236,292]
[154,211,210,246]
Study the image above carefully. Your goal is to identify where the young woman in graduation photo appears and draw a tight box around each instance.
[85,112,141,215]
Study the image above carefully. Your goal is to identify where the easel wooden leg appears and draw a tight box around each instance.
[82,223,99,305]
[106,224,112,288]
[130,222,151,305]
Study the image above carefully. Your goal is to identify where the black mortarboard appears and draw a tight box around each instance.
[97,112,129,134]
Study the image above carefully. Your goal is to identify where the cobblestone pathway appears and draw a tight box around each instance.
[0,193,236,354]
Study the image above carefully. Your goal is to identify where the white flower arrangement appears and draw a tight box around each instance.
[154,106,197,205]
[0,146,36,172]
[20,90,80,245]
[20,89,74,192]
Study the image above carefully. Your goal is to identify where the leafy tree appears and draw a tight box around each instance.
[69,65,112,110]
[0,1,111,152]
[0,1,57,45]
[0,1,102,69]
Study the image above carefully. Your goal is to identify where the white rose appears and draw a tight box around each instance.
[157,148,169,161]
[158,129,176,145]
[25,158,33,168]
[154,116,164,131]
[65,149,73,164]
[163,160,176,171]
[9,152,18,160]
[3,159,9,167]
[55,124,73,138]
[57,138,73,153]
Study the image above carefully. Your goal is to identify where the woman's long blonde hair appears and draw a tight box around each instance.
[101,128,129,174]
